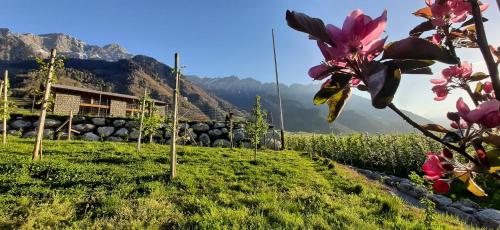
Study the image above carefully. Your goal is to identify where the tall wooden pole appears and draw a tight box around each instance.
[1,71,6,145]
[32,49,57,160]
[137,87,147,151]
[67,110,73,141]
[170,53,180,179]
[272,29,285,150]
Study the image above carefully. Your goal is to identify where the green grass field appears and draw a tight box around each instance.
[0,137,471,229]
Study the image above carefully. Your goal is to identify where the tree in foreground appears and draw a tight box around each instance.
[246,95,268,162]
[286,0,498,198]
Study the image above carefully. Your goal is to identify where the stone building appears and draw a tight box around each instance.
[52,84,167,117]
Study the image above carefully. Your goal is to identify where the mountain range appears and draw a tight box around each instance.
[0,28,431,133]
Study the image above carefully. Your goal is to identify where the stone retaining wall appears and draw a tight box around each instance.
[1,114,280,148]
[354,167,500,229]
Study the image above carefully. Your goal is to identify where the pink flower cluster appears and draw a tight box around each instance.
[426,0,488,26]
[457,97,500,128]
[309,9,387,87]
[430,61,472,101]
[422,150,454,193]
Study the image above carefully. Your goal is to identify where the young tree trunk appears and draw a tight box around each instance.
[32,49,57,160]
[67,111,73,141]
[137,87,147,151]
[170,53,180,179]
[1,71,6,145]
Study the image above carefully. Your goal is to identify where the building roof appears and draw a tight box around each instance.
[52,84,167,105]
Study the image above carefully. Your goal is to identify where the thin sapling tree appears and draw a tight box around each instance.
[246,95,268,161]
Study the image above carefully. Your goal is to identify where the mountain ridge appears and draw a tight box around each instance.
[0,28,431,133]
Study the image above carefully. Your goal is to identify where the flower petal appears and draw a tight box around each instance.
[308,64,331,80]
[360,10,387,46]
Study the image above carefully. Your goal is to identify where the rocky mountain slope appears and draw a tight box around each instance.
[187,76,432,133]
[0,28,132,61]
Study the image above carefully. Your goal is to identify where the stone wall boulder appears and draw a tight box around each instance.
[198,133,211,146]
[126,121,139,128]
[213,139,230,148]
[97,126,114,137]
[74,123,96,132]
[107,136,123,142]
[114,128,129,138]
[192,123,209,132]
[10,120,31,130]
[112,119,126,127]
[22,130,36,138]
[475,209,500,229]
[33,119,61,129]
[82,132,100,141]
[213,122,226,129]
[91,118,106,126]
[233,129,245,142]
[208,129,222,138]
[129,129,140,140]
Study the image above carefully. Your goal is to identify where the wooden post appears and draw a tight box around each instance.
[32,49,57,160]
[137,87,147,151]
[3,70,8,145]
[170,53,180,179]
[272,29,285,150]
[67,110,73,141]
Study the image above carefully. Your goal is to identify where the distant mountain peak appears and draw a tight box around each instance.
[0,29,133,62]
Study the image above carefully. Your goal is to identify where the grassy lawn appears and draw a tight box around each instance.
[0,137,471,229]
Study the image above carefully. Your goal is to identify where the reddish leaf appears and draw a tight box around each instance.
[382,37,459,64]
[286,10,333,46]
[366,62,401,109]
[409,21,435,37]
[413,7,432,19]
[387,59,435,75]
[421,124,450,133]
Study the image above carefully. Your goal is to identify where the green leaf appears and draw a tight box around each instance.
[486,149,500,174]
[366,62,401,109]
[470,72,489,81]
[313,73,352,105]
[326,87,351,123]
[409,21,435,37]
[286,10,333,45]
[474,82,483,94]
[387,59,435,75]
[382,37,459,64]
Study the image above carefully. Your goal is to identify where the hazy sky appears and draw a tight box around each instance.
[0,0,499,121]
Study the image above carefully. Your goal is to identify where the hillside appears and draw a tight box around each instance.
[0,138,469,229]
[187,76,432,133]
[0,28,430,133]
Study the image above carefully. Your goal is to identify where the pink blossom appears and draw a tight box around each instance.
[450,121,468,129]
[456,97,500,128]
[423,153,445,180]
[431,33,442,45]
[432,84,449,101]
[442,61,472,80]
[426,0,488,26]
[483,81,493,94]
[433,179,451,193]
[323,9,387,61]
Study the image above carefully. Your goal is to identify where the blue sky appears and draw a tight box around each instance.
[0,0,499,119]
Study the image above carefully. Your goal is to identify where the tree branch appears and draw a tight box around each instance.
[470,0,500,101]
[388,103,481,166]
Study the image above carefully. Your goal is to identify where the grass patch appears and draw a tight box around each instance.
[0,137,471,229]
